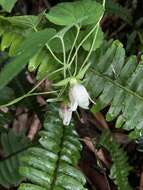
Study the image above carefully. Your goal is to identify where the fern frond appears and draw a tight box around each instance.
[0,130,30,188]
[19,107,87,190]
[99,130,132,190]
[88,40,143,131]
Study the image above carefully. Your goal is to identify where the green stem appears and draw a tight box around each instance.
[60,37,67,78]
[67,25,80,64]
[48,67,64,77]
[57,85,67,99]
[73,53,78,76]
[0,91,57,108]
[0,66,64,108]
[46,44,63,65]
[68,23,98,67]
[79,25,99,73]
[79,0,106,73]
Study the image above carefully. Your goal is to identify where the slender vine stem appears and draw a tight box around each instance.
[0,91,58,108]
[46,44,63,65]
[67,25,80,64]
[68,23,98,67]
[79,24,99,73]
[0,66,64,108]
[74,52,78,76]
[79,0,106,73]
[60,37,67,78]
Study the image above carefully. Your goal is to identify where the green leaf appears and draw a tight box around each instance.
[0,28,56,90]
[0,15,40,29]
[0,15,41,55]
[77,61,91,79]
[46,0,104,26]
[0,86,15,105]
[28,50,46,72]
[0,130,31,188]
[0,32,23,56]
[0,0,17,12]
[82,26,104,51]
[48,27,76,53]
[36,54,58,81]
[129,128,143,140]
[1,32,13,51]
[36,54,52,80]
[0,15,41,57]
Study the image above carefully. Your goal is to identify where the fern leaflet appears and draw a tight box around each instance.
[99,130,132,190]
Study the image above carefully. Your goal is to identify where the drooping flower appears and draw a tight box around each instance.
[59,104,72,126]
[69,78,90,111]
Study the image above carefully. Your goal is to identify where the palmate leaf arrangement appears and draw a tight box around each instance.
[0,0,142,189]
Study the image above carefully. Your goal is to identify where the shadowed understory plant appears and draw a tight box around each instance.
[0,0,142,189]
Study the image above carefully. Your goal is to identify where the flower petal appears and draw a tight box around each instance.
[73,84,89,109]
[59,105,72,125]
[77,86,89,109]
[70,100,78,111]
[63,109,72,125]
[69,81,90,111]
[69,87,78,111]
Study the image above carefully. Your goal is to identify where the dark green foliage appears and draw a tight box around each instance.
[99,130,132,190]
[0,28,56,91]
[96,0,132,23]
[0,111,12,127]
[0,130,30,188]
[0,15,40,56]
[105,0,132,24]
[88,40,143,132]
[19,107,86,190]
[129,128,143,140]
[0,0,104,92]
[27,49,59,81]
[0,86,15,105]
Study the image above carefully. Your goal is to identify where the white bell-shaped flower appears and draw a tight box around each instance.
[59,104,72,126]
[69,79,90,111]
